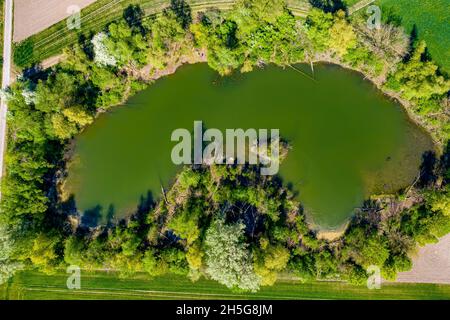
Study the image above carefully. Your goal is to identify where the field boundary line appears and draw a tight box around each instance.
[0,0,13,200]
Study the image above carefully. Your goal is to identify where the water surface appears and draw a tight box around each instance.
[65,63,434,229]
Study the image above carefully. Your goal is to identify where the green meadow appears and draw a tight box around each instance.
[376,0,450,73]
[2,270,450,300]
[344,0,448,72]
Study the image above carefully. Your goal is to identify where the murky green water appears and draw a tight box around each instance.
[65,63,434,229]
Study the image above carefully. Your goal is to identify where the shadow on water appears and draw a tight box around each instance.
[345,146,446,235]
[410,24,419,48]
[106,204,116,227]
[60,194,78,216]
[417,150,438,188]
[406,24,432,63]
[170,0,192,29]
[63,189,155,230]
[344,198,382,235]
[403,24,447,77]
[81,205,103,228]
[382,6,403,27]
[22,65,50,83]
[123,4,147,35]
[137,191,154,217]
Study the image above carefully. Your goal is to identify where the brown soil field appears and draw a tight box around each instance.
[396,233,450,284]
[13,0,97,42]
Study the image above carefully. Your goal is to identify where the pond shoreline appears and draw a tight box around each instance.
[136,51,438,239]
[60,52,435,238]
[66,45,439,149]
[311,53,442,150]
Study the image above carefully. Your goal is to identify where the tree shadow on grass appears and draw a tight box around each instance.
[60,194,78,216]
[170,0,192,29]
[64,188,156,233]
[123,4,146,34]
[439,141,450,184]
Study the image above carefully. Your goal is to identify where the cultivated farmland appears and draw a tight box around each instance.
[13,0,97,42]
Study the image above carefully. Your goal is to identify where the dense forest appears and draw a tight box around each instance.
[1,0,449,291]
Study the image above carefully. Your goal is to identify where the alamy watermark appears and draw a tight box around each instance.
[67,5,81,30]
[366,5,381,30]
[66,265,81,290]
[366,265,381,289]
[171,121,280,175]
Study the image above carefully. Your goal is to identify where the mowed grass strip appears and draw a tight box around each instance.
[0,0,4,78]
[376,0,450,73]
[2,270,450,300]
[14,0,310,67]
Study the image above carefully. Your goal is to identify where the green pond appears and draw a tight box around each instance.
[65,63,434,230]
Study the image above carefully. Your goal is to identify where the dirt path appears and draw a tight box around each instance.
[348,0,376,15]
[396,233,450,284]
[13,0,97,42]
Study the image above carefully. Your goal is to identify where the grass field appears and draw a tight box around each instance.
[341,0,449,73]
[2,270,450,300]
[376,0,450,73]
[13,0,310,67]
